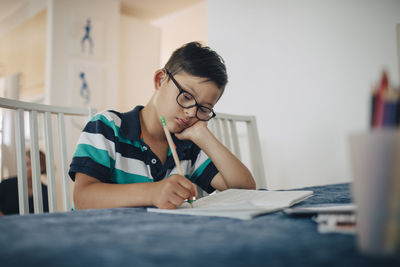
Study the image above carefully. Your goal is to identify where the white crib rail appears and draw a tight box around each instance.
[0,97,93,214]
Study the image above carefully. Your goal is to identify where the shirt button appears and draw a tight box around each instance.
[151,158,157,164]
[143,146,148,151]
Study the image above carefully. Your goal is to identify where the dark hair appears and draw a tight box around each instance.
[164,42,228,91]
[26,149,46,174]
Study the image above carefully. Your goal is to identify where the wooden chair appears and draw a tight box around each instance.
[208,112,266,189]
[0,97,94,214]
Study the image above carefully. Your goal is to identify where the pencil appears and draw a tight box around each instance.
[160,116,195,207]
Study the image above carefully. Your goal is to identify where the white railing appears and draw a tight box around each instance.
[208,112,266,189]
[0,97,94,214]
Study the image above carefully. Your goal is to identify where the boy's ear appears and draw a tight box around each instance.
[154,69,166,89]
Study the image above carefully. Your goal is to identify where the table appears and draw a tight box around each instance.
[0,183,399,267]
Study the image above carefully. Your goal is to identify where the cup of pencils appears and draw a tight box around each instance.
[349,71,400,256]
[370,71,399,128]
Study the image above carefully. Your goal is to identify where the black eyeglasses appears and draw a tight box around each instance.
[164,69,216,121]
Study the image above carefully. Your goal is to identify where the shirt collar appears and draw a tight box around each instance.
[120,105,193,151]
[120,105,144,142]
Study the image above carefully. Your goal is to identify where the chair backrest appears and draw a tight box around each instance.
[0,97,93,215]
[208,112,266,189]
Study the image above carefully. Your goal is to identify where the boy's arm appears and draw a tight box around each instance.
[74,172,197,210]
[176,122,256,191]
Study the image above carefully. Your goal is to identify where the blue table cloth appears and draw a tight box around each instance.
[0,183,399,267]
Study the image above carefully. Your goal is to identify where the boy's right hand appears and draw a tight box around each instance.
[151,175,198,209]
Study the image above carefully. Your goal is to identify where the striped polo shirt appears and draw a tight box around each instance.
[69,105,218,193]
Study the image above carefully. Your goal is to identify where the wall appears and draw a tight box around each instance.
[152,2,207,67]
[46,0,119,110]
[119,15,160,112]
[118,2,207,113]
[0,9,46,100]
[398,24,400,80]
[45,0,120,209]
[46,0,120,151]
[0,1,46,180]
[208,0,400,189]
[0,74,20,179]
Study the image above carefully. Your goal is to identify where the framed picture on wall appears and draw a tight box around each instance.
[68,60,103,129]
[69,14,104,59]
[68,60,103,108]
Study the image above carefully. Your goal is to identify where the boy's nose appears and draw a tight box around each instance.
[184,106,197,118]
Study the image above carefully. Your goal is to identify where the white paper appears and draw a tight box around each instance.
[313,214,356,235]
[147,189,313,220]
[283,203,356,215]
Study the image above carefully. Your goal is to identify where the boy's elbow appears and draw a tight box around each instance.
[249,182,257,190]
[73,172,98,210]
[242,169,256,190]
[238,173,256,190]
[73,186,85,210]
[246,177,257,190]
[236,172,256,190]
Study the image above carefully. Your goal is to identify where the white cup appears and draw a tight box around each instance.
[349,129,400,256]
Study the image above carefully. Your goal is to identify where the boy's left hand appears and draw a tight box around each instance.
[175,121,208,142]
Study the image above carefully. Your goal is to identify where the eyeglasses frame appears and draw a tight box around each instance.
[163,69,216,121]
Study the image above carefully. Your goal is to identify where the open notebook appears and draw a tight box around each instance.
[147,189,313,220]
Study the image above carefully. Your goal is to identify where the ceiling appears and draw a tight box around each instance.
[121,0,204,22]
[0,0,27,23]
[0,0,205,24]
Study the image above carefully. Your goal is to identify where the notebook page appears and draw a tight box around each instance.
[147,189,313,220]
[191,189,313,209]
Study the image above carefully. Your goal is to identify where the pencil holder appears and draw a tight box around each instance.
[348,129,400,256]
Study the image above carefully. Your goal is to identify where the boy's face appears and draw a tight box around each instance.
[155,70,222,133]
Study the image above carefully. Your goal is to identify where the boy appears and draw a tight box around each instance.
[69,42,255,210]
